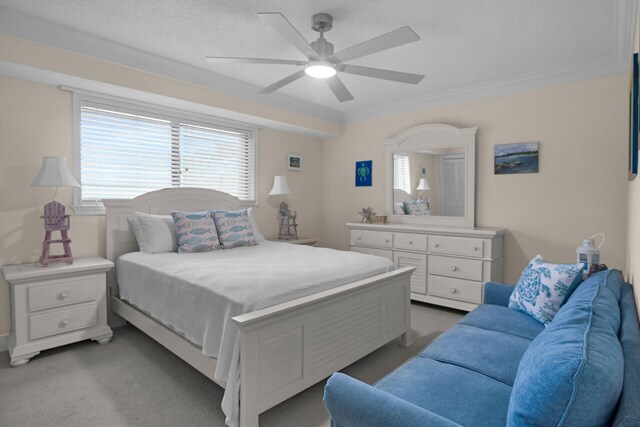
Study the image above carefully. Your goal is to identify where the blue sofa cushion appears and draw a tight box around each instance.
[611,283,640,427]
[459,304,544,340]
[420,324,531,386]
[324,373,463,427]
[376,357,512,427]
[507,270,624,427]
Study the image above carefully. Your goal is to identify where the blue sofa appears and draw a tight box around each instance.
[324,269,640,426]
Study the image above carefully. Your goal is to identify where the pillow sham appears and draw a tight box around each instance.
[247,207,266,243]
[393,202,407,215]
[170,210,221,253]
[508,255,583,325]
[132,212,178,253]
[404,199,429,215]
[211,209,258,249]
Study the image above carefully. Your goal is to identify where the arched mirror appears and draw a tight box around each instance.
[384,124,477,228]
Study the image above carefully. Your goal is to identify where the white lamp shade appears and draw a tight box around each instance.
[269,175,292,196]
[416,178,430,191]
[31,157,80,187]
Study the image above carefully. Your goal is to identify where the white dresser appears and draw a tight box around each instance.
[347,223,506,311]
[1,257,114,366]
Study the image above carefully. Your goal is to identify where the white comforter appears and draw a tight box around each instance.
[116,241,393,427]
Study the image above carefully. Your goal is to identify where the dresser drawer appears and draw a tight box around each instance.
[394,251,427,294]
[351,230,393,248]
[430,236,484,258]
[350,246,393,261]
[394,233,428,252]
[28,276,98,312]
[428,275,482,304]
[429,255,483,281]
[29,304,98,340]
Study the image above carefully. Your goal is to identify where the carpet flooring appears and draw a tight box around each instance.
[0,302,463,427]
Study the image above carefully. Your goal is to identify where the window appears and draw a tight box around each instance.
[393,154,412,195]
[74,98,256,213]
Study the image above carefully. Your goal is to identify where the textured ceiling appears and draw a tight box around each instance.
[0,0,631,120]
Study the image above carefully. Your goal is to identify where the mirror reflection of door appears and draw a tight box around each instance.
[440,155,465,217]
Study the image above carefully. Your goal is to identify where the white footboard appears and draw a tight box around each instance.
[233,266,414,427]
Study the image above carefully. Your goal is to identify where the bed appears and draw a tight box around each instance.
[104,188,414,427]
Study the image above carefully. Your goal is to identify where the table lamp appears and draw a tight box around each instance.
[416,178,430,200]
[269,175,297,240]
[31,157,81,266]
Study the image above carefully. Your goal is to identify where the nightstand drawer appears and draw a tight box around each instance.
[430,236,484,258]
[394,233,428,252]
[351,230,393,248]
[28,276,98,312]
[429,255,483,281]
[428,275,482,304]
[29,304,98,340]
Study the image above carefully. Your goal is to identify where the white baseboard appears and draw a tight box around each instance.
[0,335,7,353]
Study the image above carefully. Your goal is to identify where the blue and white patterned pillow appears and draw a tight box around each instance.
[509,255,584,325]
[211,209,257,249]
[403,199,430,215]
[170,210,221,253]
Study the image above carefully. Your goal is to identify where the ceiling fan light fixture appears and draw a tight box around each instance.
[305,60,336,79]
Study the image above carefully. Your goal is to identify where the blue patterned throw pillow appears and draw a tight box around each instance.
[170,210,221,253]
[508,255,583,325]
[211,209,257,249]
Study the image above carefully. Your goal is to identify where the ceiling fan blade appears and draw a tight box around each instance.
[325,76,354,103]
[339,64,424,84]
[258,69,307,94]
[333,26,420,62]
[258,12,318,58]
[206,57,306,66]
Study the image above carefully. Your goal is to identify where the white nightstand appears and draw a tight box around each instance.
[1,257,114,367]
[267,237,319,246]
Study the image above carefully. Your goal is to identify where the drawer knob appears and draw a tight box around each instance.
[61,317,71,326]
[434,243,440,248]
[450,265,458,271]
[473,246,479,251]
[450,287,457,294]
[357,237,362,240]
[408,241,413,245]
[385,239,390,243]
[59,291,69,299]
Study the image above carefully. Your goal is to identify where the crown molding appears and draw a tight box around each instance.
[344,0,638,123]
[0,1,636,126]
[0,6,343,124]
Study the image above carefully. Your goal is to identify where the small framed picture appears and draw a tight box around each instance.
[288,153,302,171]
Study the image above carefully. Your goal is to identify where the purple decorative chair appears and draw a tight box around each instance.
[40,201,73,266]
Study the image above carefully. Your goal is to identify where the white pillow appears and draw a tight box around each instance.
[247,207,266,243]
[131,212,178,253]
[393,202,406,215]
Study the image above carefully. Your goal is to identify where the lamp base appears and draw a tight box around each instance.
[40,201,74,267]
[40,229,74,267]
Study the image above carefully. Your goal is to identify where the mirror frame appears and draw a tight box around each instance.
[384,123,477,228]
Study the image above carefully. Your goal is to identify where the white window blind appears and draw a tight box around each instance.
[78,103,255,206]
[393,154,412,195]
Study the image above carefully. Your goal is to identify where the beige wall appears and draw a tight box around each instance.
[625,8,640,311]
[0,75,324,336]
[321,74,629,284]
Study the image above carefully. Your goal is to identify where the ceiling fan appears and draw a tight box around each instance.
[205,12,425,102]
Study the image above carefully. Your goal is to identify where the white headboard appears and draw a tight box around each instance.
[104,187,251,297]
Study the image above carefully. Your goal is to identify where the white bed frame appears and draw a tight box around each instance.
[104,188,414,427]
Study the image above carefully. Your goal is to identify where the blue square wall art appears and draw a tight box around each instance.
[355,160,372,186]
